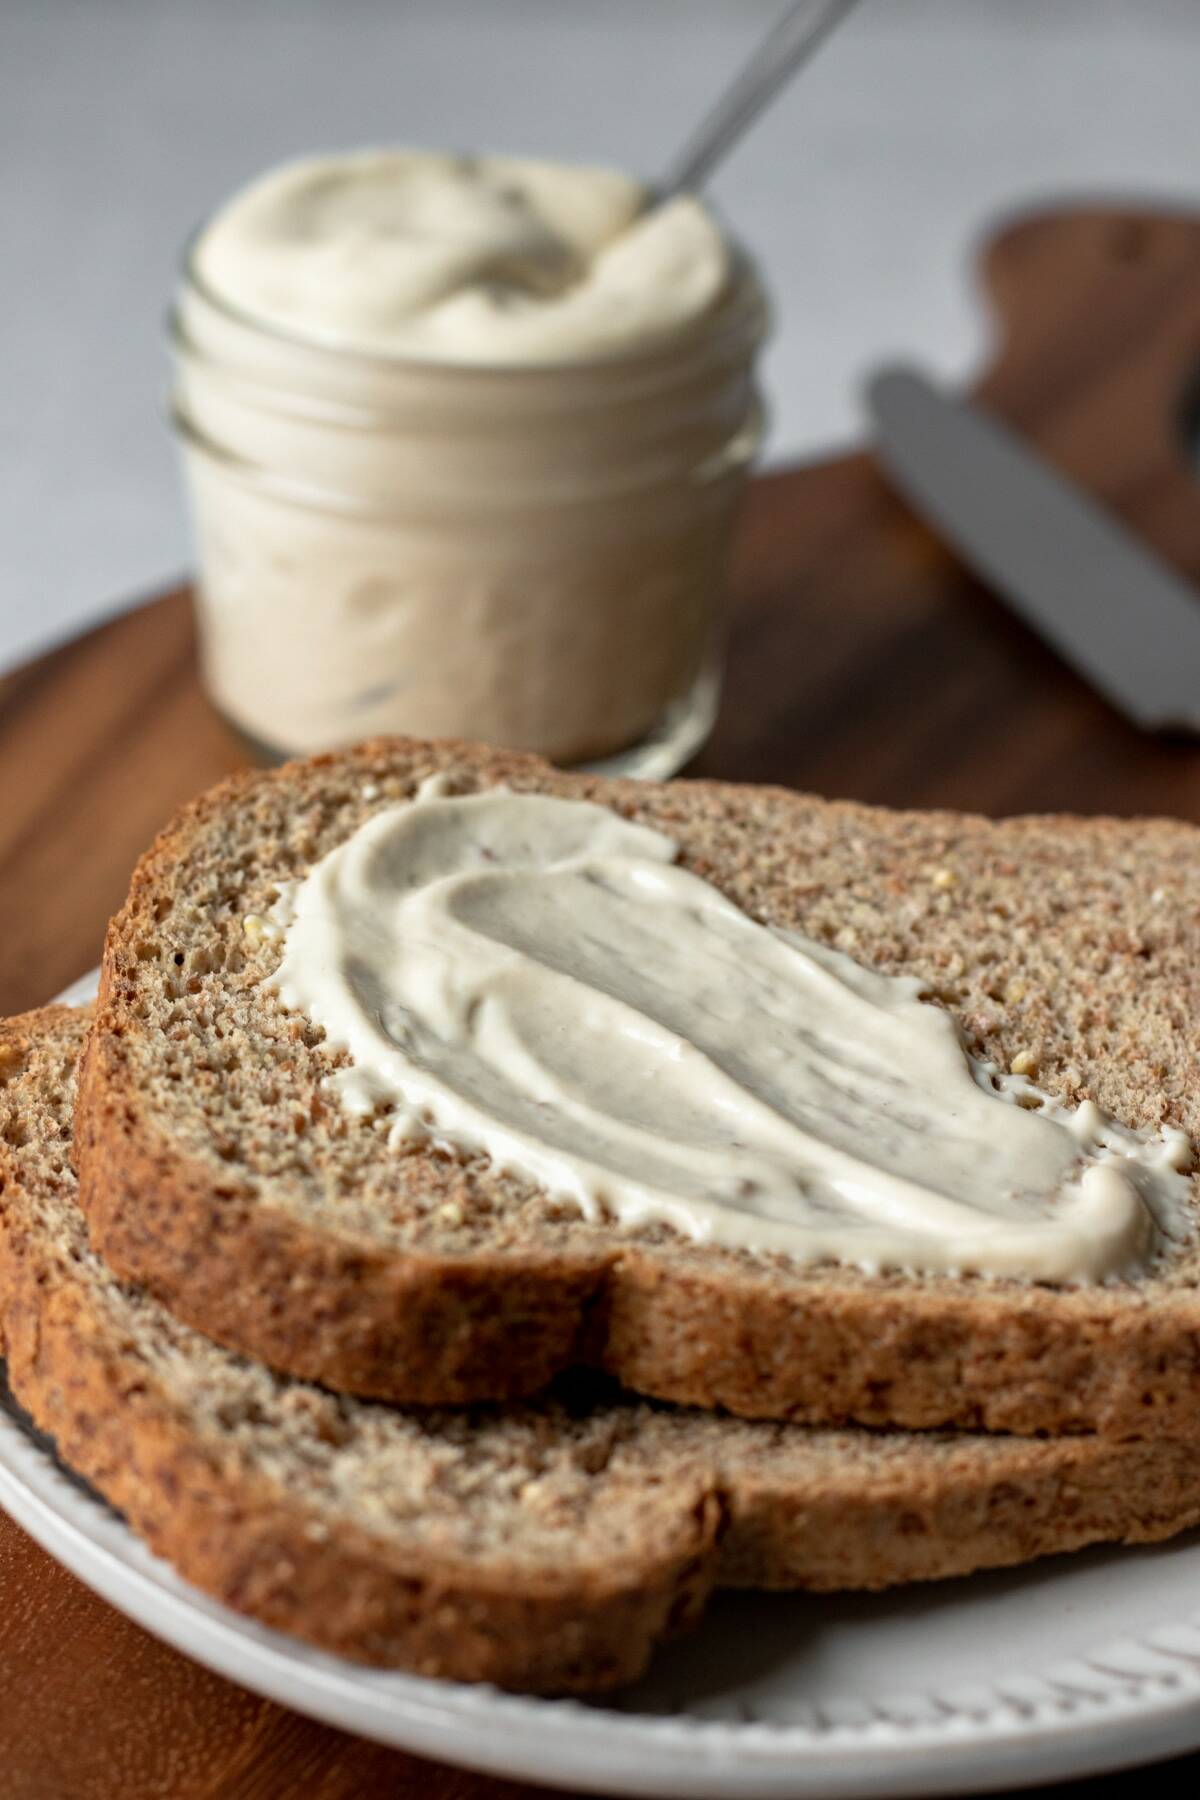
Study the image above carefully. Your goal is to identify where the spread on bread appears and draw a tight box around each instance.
[270,780,1191,1283]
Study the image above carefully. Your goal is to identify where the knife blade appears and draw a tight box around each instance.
[865,365,1200,734]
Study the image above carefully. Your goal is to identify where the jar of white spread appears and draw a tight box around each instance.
[169,149,768,770]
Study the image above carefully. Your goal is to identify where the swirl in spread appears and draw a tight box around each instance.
[269,785,1192,1281]
[192,149,730,363]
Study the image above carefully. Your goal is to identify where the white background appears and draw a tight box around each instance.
[3,0,1197,674]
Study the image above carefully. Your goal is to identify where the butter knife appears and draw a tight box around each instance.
[865,365,1200,734]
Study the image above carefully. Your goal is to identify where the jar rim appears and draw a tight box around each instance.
[176,213,770,381]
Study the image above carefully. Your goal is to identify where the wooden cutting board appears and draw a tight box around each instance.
[1,205,1200,1798]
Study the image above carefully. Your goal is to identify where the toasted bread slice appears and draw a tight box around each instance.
[76,738,1200,1433]
[9,1007,1200,1691]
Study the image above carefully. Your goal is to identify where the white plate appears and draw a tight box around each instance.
[1,971,1198,1797]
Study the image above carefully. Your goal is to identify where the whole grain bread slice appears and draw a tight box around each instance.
[9,1007,1200,1692]
[76,737,1200,1435]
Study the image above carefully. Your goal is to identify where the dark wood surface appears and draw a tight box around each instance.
[2,205,1200,1796]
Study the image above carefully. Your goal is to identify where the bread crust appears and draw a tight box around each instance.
[76,1036,607,1402]
[11,1008,1200,1692]
[74,737,1200,1433]
[3,1010,720,1693]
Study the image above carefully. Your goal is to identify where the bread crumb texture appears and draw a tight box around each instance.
[73,739,1200,1432]
[8,1006,1200,1690]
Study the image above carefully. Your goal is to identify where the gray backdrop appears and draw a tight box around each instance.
[3,0,1195,672]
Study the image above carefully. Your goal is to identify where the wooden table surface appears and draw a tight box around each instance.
[3,204,1200,1796]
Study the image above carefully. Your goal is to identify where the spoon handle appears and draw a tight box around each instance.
[658,0,860,200]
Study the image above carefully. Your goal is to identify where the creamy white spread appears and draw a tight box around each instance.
[176,148,760,763]
[268,785,1192,1283]
[192,149,730,363]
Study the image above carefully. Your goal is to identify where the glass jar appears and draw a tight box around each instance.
[168,252,767,775]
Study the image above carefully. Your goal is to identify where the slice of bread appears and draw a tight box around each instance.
[9,1008,1200,1692]
[76,737,1200,1434]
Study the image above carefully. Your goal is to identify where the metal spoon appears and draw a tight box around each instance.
[656,0,861,202]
